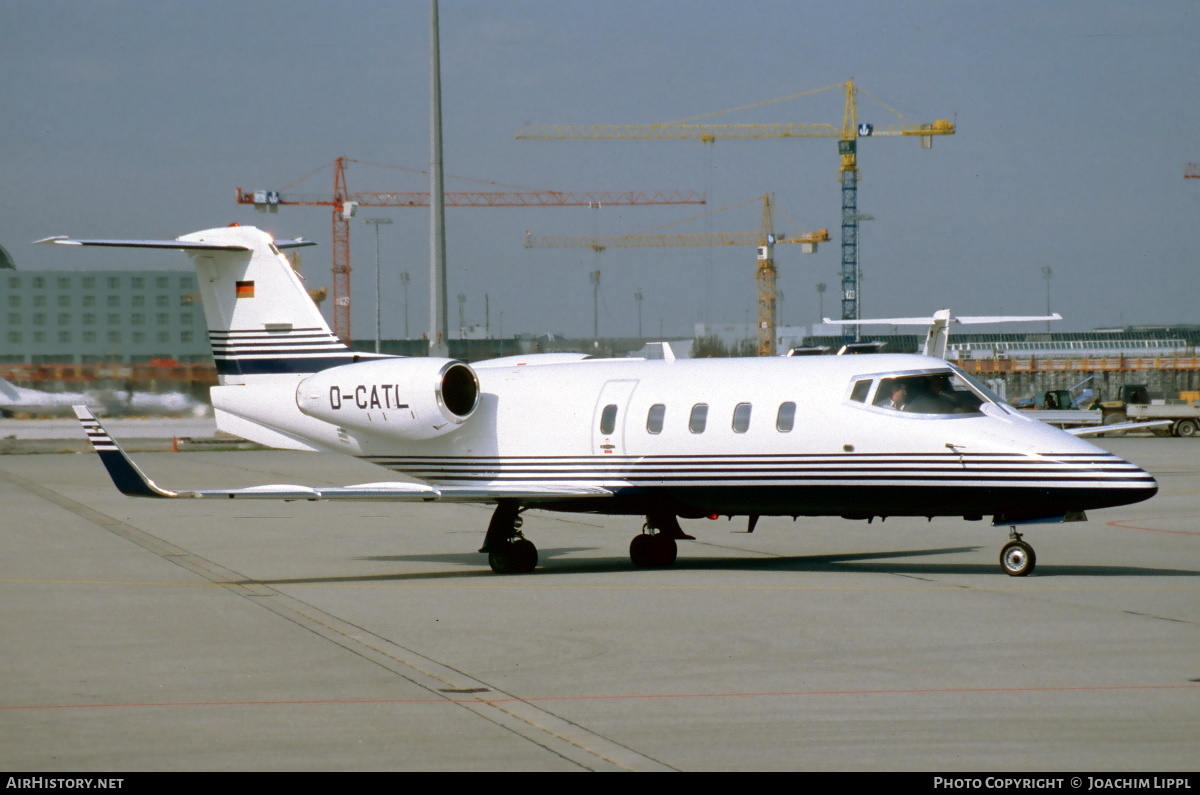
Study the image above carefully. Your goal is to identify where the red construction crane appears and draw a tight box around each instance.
[236,157,706,341]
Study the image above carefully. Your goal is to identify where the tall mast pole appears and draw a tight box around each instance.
[428,0,450,356]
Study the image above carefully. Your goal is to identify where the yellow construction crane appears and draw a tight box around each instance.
[517,79,954,342]
[524,195,829,355]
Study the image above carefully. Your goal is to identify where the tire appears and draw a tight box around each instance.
[630,533,677,568]
[1000,540,1036,577]
[1174,419,1198,438]
[488,538,538,574]
[630,534,657,568]
[652,534,678,567]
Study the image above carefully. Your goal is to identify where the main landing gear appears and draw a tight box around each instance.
[480,505,694,574]
[999,528,1036,577]
[630,528,678,568]
[481,501,538,574]
[629,512,690,568]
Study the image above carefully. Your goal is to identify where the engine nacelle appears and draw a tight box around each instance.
[295,357,479,440]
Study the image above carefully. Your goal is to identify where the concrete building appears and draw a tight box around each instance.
[1,270,210,365]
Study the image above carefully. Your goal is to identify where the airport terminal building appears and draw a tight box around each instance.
[1,268,211,365]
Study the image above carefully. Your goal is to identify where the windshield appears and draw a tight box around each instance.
[853,368,996,416]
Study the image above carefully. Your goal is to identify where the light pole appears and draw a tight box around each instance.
[590,270,601,339]
[816,282,827,324]
[398,271,410,339]
[634,288,643,337]
[1041,267,1053,332]
[363,217,392,353]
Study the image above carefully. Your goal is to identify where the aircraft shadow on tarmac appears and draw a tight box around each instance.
[242,545,1200,586]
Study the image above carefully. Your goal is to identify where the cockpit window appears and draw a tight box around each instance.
[871,372,986,416]
[849,380,871,403]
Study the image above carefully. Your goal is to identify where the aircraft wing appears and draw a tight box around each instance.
[822,313,1062,326]
[1063,420,1172,437]
[73,407,610,503]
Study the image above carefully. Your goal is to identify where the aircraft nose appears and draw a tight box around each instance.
[1096,453,1158,508]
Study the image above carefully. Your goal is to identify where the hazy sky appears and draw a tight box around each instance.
[4,0,1199,341]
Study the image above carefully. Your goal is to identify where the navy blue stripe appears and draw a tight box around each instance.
[215,356,360,375]
[210,327,329,336]
[213,350,350,360]
[383,473,1154,485]
[96,450,164,498]
[362,452,1127,462]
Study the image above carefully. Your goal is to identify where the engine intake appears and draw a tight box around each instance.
[296,357,479,439]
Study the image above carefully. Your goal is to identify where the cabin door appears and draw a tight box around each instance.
[592,379,639,456]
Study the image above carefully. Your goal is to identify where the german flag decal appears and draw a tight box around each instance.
[235,280,255,298]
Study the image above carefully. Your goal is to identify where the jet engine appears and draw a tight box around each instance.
[296,357,479,440]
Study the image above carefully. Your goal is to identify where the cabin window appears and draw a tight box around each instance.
[850,380,872,403]
[599,404,618,435]
[646,404,665,434]
[732,403,752,433]
[776,402,796,432]
[689,403,708,434]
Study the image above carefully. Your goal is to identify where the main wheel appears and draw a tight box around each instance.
[999,540,1036,577]
[630,533,677,568]
[488,538,538,574]
[1174,419,1198,438]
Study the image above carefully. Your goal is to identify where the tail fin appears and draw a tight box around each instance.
[38,226,359,384]
[0,377,21,403]
[176,226,355,383]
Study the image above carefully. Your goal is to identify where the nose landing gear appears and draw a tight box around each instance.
[999,529,1036,577]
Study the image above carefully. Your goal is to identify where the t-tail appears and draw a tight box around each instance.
[38,225,367,386]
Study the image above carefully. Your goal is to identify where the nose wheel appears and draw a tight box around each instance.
[999,531,1036,577]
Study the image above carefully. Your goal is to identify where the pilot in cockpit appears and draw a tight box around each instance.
[879,380,909,411]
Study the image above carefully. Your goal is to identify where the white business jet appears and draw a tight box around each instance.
[39,227,1157,577]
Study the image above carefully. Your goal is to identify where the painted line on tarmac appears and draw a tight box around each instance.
[1106,516,1200,535]
[5,682,1198,713]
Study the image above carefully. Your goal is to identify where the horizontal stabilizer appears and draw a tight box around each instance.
[74,406,610,504]
[36,236,251,251]
[35,235,315,251]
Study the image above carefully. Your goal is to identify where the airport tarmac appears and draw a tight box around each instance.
[0,436,1196,771]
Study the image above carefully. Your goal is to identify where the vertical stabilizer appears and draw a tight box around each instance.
[924,309,954,359]
[176,226,355,383]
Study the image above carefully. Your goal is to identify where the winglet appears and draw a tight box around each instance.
[73,406,177,498]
